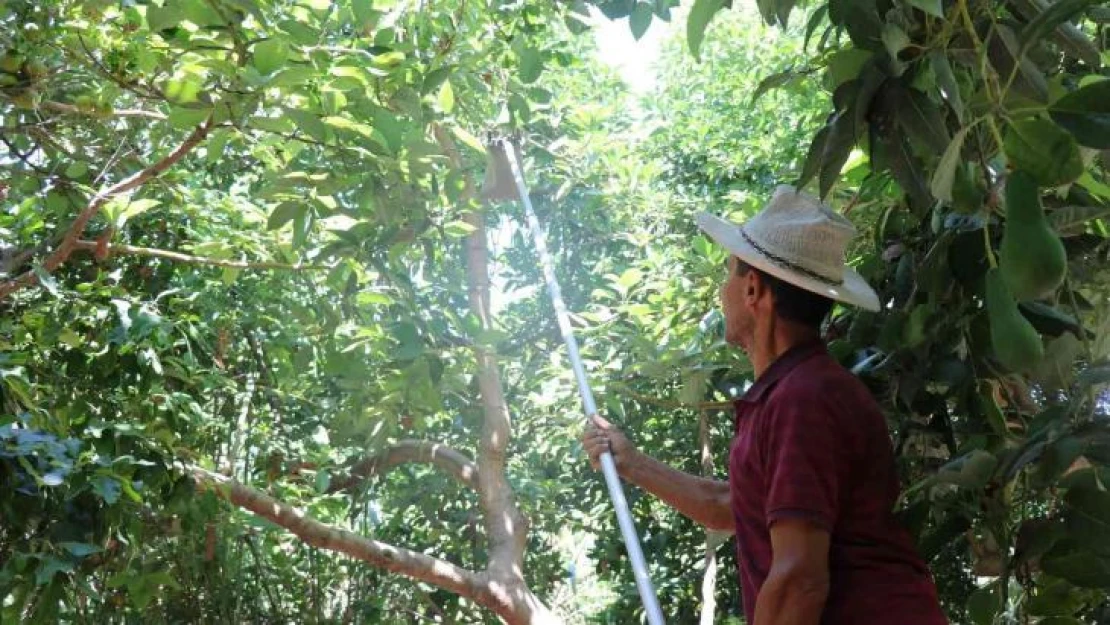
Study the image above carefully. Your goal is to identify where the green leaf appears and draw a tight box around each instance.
[824,47,872,90]
[1003,119,1084,187]
[168,106,210,130]
[146,4,181,31]
[164,76,202,105]
[314,469,330,493]
[351,0,376,28]
[64,162,89,179]
[881,23,910,65]
[1019,301,1083,337]
[422,67,452,95]
[908,0,944,18]
[892,84,950,154]
[268,202,306,230]
[687,0,726,61]
[966,581,1000,625]
[35,556,73,586]
[797,125,831,193]
[877,125,933,211]
[774,0,798,26]
[518,47,542,84]
[252,39,289,75]
[1021,0,1101,52]
[797,109,857,199]
[1049,205,1110,236]
[803,5,829,52]
[751,68,799,104]
[1076,362,1110,388]
[119,198,161,224]
[32,265,60,299]
[1048,79,1110,149]
[437,79,455,113]
[820,111,857,198]
[931,126,970,203]
[1042,549,1110,588]
[370,51,405,70]
[935,449,998,489]
[91,476,121,504]
[929,51,965,123]
[630,2,653,39]
[58,542,102,558]
[284,108,328,142]
[444,221,477,238]
[322,116,388,150]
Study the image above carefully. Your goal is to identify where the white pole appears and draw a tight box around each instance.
[499,138,666,625]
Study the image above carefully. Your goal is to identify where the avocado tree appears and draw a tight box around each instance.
[0,0,626,622]
[594,0,1110,621]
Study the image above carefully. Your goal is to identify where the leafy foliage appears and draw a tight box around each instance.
[2,0,1109,622]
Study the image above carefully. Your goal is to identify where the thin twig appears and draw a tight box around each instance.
[0,120,213,299]
[73,240,325,271]
[41,100,167,120]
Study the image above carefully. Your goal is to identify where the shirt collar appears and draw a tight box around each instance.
[737,338,827,405]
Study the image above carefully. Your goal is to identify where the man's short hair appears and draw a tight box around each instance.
[736,260,834,329]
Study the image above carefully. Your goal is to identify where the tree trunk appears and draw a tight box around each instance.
[459,142,560,624]
[189,126,564,624]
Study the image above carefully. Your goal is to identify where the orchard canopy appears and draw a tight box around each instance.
[2,0,1110,622]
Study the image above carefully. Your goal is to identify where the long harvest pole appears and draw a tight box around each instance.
[497,138,666,625]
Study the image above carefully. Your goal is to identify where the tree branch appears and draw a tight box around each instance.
[185,465,488,602]
[0,121,212,300]
[611,382,735,412]
[327,440,480,494]
[41,100,168,120]
[73,240,325,271]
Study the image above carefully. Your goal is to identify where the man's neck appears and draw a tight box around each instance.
[751,322,820,378]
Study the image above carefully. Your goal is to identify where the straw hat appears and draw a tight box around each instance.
[696,185,881,312]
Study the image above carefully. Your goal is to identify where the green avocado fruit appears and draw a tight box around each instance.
[985,267,1044,372]
[0,51,22,74]
[999,170,1067,301]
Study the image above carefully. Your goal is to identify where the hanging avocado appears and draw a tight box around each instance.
[999,171,1067,301]
[985,268,1044,372]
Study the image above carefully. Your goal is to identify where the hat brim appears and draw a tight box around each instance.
[696,212,881,312]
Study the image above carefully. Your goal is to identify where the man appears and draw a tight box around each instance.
[583,186,946,624]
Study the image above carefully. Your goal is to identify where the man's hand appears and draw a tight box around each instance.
[581,414,637,471]
[581,414,734,530]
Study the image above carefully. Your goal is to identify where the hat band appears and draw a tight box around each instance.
[740,227,844,287]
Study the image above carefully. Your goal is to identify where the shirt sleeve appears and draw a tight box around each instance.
[763,393,844,530]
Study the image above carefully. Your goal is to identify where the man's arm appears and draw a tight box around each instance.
[753,518,830,625]
[582,415,733,531]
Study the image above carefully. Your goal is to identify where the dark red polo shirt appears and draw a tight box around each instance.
[729,340,946,624]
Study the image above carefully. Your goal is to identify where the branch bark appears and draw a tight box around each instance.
[327,440,480,494]
[185,465,488,601]
[0,121,212,300]
[73,240,324,271]
[434,123,559,625]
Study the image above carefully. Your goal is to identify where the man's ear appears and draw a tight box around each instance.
[749,270,774,308]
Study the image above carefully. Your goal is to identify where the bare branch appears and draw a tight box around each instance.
[73,240,325,271]
[0,120,212,300]
[611,382,734,412]
[41,100,168,120]
[185,465,488,602]
[328,440,479,494]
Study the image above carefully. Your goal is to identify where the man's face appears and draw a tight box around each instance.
[720,256,755,352]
